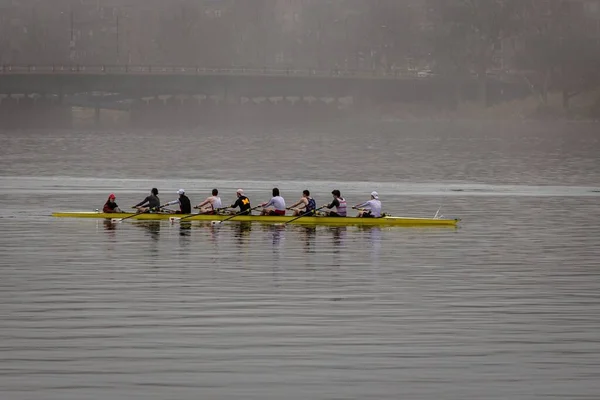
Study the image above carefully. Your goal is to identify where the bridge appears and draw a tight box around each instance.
[0,64,430,97]
[0,65,527,128]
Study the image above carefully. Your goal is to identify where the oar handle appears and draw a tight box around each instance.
[219,205,262,223]
[116,209,150,222]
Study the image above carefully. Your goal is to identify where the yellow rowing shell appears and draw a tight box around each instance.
[52,212,460,227]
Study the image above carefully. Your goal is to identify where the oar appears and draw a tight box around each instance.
[170,207,230,223]
[212,205,262,225]
[169,212,199,223]
[111,209,148,223]
[113,204,167,223]
[284,206,327,225]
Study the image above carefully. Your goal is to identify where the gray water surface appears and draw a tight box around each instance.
[1,122,599,400]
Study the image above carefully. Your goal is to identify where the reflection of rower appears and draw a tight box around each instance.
[323,190,347,217]
[162,189,192,214]
[195,189,222,215]
[353,191,382,218]
[234,222,252,248]
[135,221,161,242]
[330,226,347,247]
[301,226,317,253]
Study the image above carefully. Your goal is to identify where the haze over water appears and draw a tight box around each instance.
[1,121,599,400]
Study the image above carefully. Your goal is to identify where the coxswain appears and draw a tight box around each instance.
[228,189,252,215]
[162,189,192,214]
[323,189,347,217]
[260,187,286,216]
[352,191,382,218]
[289,189,316,216]
[133,188,160,213]
[195,188,223,214]
[103,193,122,213]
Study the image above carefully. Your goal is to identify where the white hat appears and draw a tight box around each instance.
[236,189,244,195]
[371,191,379,199]
[177,189,185,195]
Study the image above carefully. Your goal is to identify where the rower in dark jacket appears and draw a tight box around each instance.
[162,189,192,214]
[228,189,252,215]
[103,193,122,213]
[134,188,160,212]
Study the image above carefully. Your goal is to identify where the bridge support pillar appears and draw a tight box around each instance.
[94,106,101,127]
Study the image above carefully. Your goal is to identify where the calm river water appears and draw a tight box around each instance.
[1,121,599,400]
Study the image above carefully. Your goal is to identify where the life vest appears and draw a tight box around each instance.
[337,197,347,216]
[306,198,316,214]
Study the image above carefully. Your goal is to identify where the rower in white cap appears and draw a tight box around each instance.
[352,191,382,218]
[227,189,252,215]
[161,189,192,214]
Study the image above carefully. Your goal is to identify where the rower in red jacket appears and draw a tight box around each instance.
[103,193,122,213]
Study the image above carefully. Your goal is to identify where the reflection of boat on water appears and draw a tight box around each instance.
[235,221,253,236]
[327,226,347,251]
[134,221,161,241]
[357,225,382,241]
[263,224,285,249]
[176,221,193,245]
[233,221,252,244]
[179,221,192,236]
[297,226,317,252]
[103,219,117,231]
[53,211,460,227]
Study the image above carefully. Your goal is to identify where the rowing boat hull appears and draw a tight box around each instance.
[52,212,460,226]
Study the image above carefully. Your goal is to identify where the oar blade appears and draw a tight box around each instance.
[111,218,123,223]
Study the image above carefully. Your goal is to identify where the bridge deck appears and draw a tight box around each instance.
[0,64,422,80]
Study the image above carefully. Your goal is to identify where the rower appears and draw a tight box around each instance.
[260,187,286,216]
[352,191,382,218]
[103,193,122,213]
[323,189,347,217]
[133,188,160,213]
[289,189,316,216]
[195,188,223,215]
[228,189,252,215]
[162,189,192,214]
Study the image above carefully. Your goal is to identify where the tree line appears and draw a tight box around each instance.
[427,0,600,110]
[1,0,599,109]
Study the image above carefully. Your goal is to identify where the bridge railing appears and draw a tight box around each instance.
[0,64,420,79]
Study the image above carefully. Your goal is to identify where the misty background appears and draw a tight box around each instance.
[1,0,599,118]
